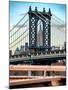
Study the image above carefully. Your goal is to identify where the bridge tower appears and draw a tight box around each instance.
[28,6,52,53]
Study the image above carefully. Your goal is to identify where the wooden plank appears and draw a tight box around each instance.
[9,76,65,86]
[9,76,52,79]
[10,65,66,72]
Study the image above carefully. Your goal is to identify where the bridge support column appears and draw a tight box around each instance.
[50,51,52,55]
[64,50,65,54]
[59,51,61,54]
[37,53,38,56]
[41,52,43,55]
[28,70,31,76]
[54,51,56,54]
[44,71,46,76]
[45,52,47,55]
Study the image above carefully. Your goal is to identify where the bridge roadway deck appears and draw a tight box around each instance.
[10,53,66,63]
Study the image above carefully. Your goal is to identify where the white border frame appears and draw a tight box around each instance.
[0,0,68,90]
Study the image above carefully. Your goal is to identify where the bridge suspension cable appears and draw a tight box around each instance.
[9,20,42,49]
[38,10,64,25]
[9,33,29,49]
[51,19,65,27]
[10,19,29,38]
[10,13,28,32]
[39,11,65,26]
[34,11,65,29]
[51,16,65,33]
[51,14,65,28]
[51,18,64,26]
[9,28,29,45]
[52,14,65,24]
[32,11,65,35]
[32,12,48,23]
[36,11,50,21]
[33,10,65,30]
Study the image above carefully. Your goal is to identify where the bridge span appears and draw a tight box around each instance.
[10,52,66,65]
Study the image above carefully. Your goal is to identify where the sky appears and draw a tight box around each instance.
[9,1,66,51]
[10,1,66,27]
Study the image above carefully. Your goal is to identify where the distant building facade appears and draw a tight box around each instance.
[14,47,20,55]
[25,42,29,51]
[20,45,25,53]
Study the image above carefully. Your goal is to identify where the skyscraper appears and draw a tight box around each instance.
[14,47,20,55]
[25,42,29,51]
[37,24,43,47]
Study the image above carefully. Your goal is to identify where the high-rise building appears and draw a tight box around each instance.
[25,42,29,51]
[64,42,66,50]
[9,50,12,57]
[37,24,43,47]
[14,47,20,55]
[20,45,25,53]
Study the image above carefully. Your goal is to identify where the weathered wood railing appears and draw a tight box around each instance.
[9,65,66,87]
[10,65,66,76]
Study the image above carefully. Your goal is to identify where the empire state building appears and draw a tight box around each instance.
[37,24,43,47]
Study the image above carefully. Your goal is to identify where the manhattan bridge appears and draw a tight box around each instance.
[9,6,66,65]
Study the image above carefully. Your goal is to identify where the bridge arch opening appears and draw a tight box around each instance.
[37,20,43,47]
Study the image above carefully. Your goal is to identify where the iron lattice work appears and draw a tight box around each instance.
[28,6,52,51]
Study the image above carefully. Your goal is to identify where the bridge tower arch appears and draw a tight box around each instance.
[28,6,52,53]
